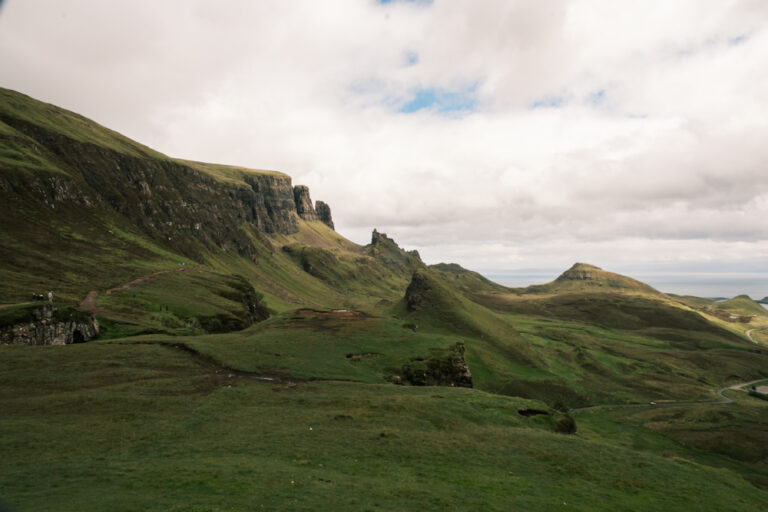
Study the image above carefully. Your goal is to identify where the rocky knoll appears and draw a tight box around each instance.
[369,229,422,272]
[397,342,473,388]
[0,305,99,345]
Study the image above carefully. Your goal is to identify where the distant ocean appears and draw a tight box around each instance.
[486,272,768,300]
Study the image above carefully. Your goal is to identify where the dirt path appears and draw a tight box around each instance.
[0,302,31,309]
[572,379,766,413]
[79,266,200,322]
[745,329,761,343]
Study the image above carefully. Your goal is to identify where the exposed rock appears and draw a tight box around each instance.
[398,342,472,388]
[315,200,334,230]
[369,229,422,271]
[370,228,392,247]
[293,185,318,221]
[557,262,602,281]
[0,305,99,345]
[0,115,304,262]
[405,271,431,312]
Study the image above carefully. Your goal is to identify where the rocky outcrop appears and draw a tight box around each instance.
[396,342,472,388]
[293,185,318,221]
[404,271,431,312]
[556,263,602,281]
[315,200,334,230]
[369,229,422,272]
[0,305,99,345]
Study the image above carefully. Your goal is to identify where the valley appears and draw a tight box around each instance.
[1,88,768,511]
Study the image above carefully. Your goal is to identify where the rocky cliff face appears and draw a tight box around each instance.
[293,185,318,222]
[315,200,334,230]
[0,305,99,345]
[0,113,336,261]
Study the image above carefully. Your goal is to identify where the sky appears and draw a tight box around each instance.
[1,0,767,296]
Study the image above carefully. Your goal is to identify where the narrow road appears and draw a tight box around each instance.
[571,379,766,413]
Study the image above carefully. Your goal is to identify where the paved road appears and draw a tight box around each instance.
[571,379,766,413]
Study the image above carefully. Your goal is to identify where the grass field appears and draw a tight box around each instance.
[2,342,768,512]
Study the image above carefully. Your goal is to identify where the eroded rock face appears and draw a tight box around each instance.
[0,116,304,261]
[293,185,318,221]
[369,229,423,272]
[1,111,338,270]
[405,271,430,312]
[0,306,99,345]
[398,342,473,388]
[315,200,334,230]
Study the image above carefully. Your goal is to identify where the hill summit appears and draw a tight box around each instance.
[525,262,662,296]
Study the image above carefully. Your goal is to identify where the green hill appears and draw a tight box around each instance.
[2,88,768,510]
[519,262,662,296]
[715,295,768,318]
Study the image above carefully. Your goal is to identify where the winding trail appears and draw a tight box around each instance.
[0,302,29,309]
[79,266,201,320]
[571,379,766,413]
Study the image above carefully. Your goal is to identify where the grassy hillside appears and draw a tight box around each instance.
[714,295,768,318]
[3,342,768,512]
[3,88,768,510]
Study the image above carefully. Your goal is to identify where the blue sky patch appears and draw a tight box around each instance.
[399,85,477,114]
[588,89,605,105]
[728,34,747,46]
[530,96,565,109]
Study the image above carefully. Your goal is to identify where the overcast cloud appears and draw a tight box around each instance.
[1,0,767,291]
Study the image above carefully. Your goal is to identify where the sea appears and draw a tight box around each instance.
[486,271,768,301]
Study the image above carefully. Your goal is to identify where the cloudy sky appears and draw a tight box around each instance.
[1,0,767,294]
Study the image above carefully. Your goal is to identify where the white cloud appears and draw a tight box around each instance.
[1,0,767,292]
